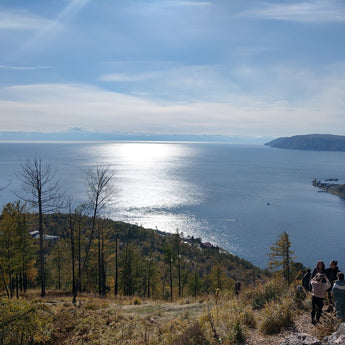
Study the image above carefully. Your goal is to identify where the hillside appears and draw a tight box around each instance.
[2,213,344,344]
[1,279,342,345]
[25,213,269,296]
[265,134,345,151]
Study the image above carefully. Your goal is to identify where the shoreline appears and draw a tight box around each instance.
[312,179,345,198]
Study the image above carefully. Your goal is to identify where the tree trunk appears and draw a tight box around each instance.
[169,260,173,302]
[69,207,76,297]
[0,263,9,298]
[114,236,118,296]
[38,199,46,297]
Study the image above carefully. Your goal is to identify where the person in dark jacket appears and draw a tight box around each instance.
[325,260,340,311]
[302,269,311,292]
[332,272,345,321]
[326,260,340,285]
[311,260,326,278]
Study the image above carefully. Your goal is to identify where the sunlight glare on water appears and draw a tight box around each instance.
[2,141,345,267]
[98,142,203,232]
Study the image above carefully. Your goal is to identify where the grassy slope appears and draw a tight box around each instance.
[13,286,329,345]
[4,280,338,345]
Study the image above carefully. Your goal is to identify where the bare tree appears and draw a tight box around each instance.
[17,158,63,297]
[73,166,114,304]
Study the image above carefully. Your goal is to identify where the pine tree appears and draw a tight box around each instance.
[268,231,295,285]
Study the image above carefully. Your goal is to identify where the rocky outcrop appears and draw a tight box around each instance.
[278,333,321,345]
[279,323,345,345]
[324,323,345,344]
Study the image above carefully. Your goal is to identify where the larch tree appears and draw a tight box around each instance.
[163,241,175,302]
[17,159,63,297]
[172,230,182,298]
[268,231,295,285]
[0,201,34,298]
[73,166,114,304]
[67,199,76,299]
[0,203,20,298]
[73,203,89,293]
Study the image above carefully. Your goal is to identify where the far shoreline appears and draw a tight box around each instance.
[312,179,345,198]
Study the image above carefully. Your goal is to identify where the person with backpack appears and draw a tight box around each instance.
[332,272,345,322]
[325,260,340,311]
[302,268,311,292]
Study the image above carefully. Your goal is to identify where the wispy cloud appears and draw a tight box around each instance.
[1,71,345,137]
[239,1,345,23]
[0,65,52,70]
[0,10,55,30]
[166,1,212,7]
[100,72,157,82]
[11,0,90,57]
[54,0,90,23]
[99,64,237,102]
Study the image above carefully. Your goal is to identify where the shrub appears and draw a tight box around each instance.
[292,284,310,311]
[242,309,256,329]
[314,313,340,340]
[84,302,99,310]
[171,322,210,345]
[228,318,246,344]
[133,297,141,305]
[249,278,286,309]
[259,299,294,335]
[0,298,52,345]
[50,308,79,343]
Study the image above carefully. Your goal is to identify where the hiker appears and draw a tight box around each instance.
[311,260,326,278]
[325,260,340,311]
[310,273,331,324]
[215,288,221,304]
[295,285,307,308]
[302,269,311,292]
[332,272,345,322]
[234,281,241,295]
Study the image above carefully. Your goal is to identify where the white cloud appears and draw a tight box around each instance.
[166,1,212,7]
[99,64,239,102]
[100,72,157,82]
[0,65,52,70]
[239,1,345,23]
[0,75,344,137]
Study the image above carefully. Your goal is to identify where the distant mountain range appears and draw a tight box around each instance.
[265,134,345,151]
[0,131,271,144]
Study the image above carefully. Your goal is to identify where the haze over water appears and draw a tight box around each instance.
[1,141,345,269]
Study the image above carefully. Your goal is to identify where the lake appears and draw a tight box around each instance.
[1,141,345,269]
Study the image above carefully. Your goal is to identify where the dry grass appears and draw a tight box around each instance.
[2,280,341,345]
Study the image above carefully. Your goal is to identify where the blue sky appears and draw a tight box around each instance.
[1,0,345,138]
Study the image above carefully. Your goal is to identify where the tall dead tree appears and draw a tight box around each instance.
[73,166,113,304]
[17,159,63,297]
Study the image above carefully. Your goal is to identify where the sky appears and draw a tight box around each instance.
[1,0,345,139]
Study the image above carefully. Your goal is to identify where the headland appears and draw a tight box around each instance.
[312,178,345,198]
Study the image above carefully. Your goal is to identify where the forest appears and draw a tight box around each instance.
[0,159,268,303]
[0,206,268,301]
[2,160,335,345]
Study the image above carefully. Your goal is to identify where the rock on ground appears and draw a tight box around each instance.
[325,322,345,345]
[278,333,321,345]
